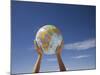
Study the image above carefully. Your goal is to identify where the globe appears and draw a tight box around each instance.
[35,25,63,55]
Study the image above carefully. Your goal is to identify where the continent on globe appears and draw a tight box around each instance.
[35,25,63,55]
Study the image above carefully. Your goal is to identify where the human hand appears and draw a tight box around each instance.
[56,40,66,71]
[33,40,43,73]
[34,40,43,56]
[56,40,64,56]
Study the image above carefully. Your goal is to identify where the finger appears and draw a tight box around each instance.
[34,40,39,48]
[56,45,61,53]
[61,40,64,46]
[60,40,64,49]
[56,45,59,51]
[39,45,43,53]
[34,40,37,49]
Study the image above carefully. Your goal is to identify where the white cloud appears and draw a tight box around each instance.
[72,55,91,59]
[64,38,96,50]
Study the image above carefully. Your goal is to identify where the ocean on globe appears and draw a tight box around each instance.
[35,25,63,55]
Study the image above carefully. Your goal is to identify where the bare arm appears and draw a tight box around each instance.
[56,54,66,71]
[56,41,66,71]
[33,40,43,73]
[33,54,42,73]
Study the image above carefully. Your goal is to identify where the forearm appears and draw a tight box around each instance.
[33,54,42,73]
[57,54,66,71]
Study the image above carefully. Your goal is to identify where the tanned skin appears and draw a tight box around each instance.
[56,41,66,71]
[33,40,66,73]
[33,40,43,73]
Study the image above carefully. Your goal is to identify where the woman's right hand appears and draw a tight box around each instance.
[34,40,43,56]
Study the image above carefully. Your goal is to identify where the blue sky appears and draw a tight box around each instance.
[11,1,96,74]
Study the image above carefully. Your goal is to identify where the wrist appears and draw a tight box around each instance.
[38,54,42,57]
[56,52,61,56]
[56,53,61,59]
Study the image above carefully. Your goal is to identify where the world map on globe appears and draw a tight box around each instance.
[35,25,63,55]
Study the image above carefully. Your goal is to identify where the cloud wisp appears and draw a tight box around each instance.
[72,55,91,59]
[64,38,96,50]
